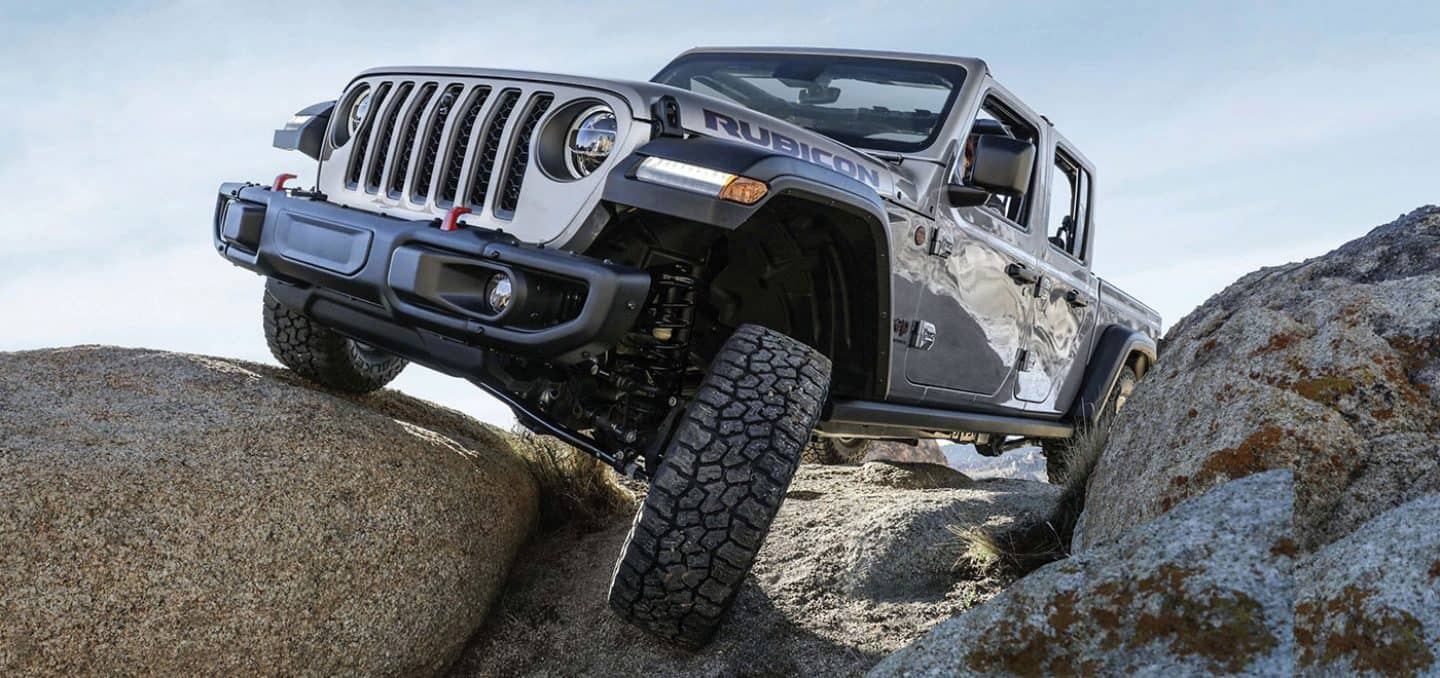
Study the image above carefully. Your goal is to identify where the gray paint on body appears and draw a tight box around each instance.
[291,47,1161,435]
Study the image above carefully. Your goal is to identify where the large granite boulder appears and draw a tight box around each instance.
[1296,493,1440,676]
[871,471,1295,677]
[1080,206,1440,551]
[0,347,538,676]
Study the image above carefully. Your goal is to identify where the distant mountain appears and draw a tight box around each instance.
[940,443,1048,482]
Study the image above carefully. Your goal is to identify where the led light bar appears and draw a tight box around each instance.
[635,157,768,204]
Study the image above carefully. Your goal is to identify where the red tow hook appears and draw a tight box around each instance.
[441,206,471,232]
[271,173,298,191]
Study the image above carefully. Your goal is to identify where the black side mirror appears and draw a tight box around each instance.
[969,135,1036,197]
[946,184,990,207]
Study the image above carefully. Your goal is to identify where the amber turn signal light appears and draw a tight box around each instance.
[718,177,769,205]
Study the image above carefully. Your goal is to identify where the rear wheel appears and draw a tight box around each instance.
[608,324,831,648]
[804,435,871,464]
[262,290,407,394]
[1042,365,1136,484]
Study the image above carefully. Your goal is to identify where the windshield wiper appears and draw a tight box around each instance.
[859,150,905,164]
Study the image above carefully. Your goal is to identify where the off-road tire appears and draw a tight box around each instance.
[608,324,831,648]
[803,436,871,464]
[262,291,407,394]
[1042,365,1137,484]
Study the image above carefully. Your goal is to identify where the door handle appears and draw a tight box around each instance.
[1065,289,1089,308]
[1005,262,1040,286]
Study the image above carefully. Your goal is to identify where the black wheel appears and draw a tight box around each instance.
[608,324,831,648]
[1042,365,1136,484]
[262,290,407,394]
[803,436,872,464]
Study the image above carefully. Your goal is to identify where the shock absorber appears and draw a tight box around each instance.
[599,262,699,465]
[643,263,699,390]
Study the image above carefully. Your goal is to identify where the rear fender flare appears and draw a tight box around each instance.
[1070,324,1158,423]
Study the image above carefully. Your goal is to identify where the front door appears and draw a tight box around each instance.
[904,93,1044,405]
[904,206,1035,399]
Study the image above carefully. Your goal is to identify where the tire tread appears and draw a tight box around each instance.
[262,291,406,394]
[608,324,831,647]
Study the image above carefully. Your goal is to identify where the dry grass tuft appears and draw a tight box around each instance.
[950,521,1067,578]
[948,525,1001,571]
[506,426,637,531]
[949,421,1115,578]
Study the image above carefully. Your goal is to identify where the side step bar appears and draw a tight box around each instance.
[819,399,1073,440]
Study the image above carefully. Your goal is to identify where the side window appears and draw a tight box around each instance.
[1047,150,1090,260]
[958,96,1042,228]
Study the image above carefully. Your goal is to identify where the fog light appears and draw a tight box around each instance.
[485,272,513,314]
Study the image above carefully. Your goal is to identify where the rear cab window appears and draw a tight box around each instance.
[1046,147,1091,262]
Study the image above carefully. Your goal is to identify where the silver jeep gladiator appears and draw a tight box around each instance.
[213,47,1161,646]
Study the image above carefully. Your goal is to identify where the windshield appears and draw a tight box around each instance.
[654,53,966,153]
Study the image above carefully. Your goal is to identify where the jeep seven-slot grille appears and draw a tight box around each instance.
[338,79,556,220]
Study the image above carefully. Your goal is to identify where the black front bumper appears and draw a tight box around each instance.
[213,182,650,375]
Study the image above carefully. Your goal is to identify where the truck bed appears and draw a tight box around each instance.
[1098,278,1163,339]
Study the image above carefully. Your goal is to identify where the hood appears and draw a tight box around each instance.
[355,66,918,207]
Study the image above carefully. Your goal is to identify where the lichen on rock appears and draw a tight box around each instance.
[870,471,1295,677]
[1295,494,1440,676]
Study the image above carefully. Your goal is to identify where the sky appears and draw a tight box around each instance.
[2,1,1437,428]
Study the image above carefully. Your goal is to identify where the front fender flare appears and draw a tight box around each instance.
[600,136,897,398]
[600,136,889,232]
[273,100,335,161]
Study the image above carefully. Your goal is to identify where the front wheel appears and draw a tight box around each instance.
[263,290,407,394]
[608,324,831,648]
[1042,365,1136,484]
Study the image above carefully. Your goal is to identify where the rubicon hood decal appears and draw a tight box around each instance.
[700,109,883,190]
[650,88,901,200]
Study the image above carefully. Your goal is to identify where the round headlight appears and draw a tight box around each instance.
[565,106,616,178]
[347,88,372,136]
[485,272,513,314]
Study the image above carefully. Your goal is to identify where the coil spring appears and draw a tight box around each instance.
[611,263,698,430]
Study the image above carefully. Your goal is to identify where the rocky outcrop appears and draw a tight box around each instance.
[853,459,972,489]
[871,471,1295,677]
[1080,206,1440,551]
[863,439,950,466]
[453,465,1059,677]
[0,347,538,676]
[1296,493,1440,676]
